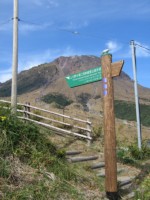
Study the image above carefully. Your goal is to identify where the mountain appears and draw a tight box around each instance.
[0,55,150,105]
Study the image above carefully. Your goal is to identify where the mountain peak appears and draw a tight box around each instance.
[0,55,150,103]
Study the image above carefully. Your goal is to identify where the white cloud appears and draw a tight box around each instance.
[120,41,150,59]
[105,41,122,53]
[18,46,84,72]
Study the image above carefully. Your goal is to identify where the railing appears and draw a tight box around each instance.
[0,100,92,144]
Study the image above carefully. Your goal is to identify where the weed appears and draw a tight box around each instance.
[117,140,150,164]
[0,157,11,178]
[135,176,150,200]
[0,108,87,199]
[93,126,103,140]
[129,141,150,160]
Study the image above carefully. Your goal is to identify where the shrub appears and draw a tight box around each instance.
[129,141,150,160]
[41,93,73,108]
[135,176,150,200]
[117,140,150,164]
[93,126,102,139]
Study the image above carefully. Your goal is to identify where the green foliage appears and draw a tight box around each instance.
[135,176,150,200]
[128,141,150,160]
[117,148,135,164]
[117,140,150,164]
[3,179,83,200]
[41,93,73,108]
[115,100,136,121]
[115,100,150,127]
[93,126,102,140]
[0,108,59,163]
[0,157,11,178]
[0,108,88,199]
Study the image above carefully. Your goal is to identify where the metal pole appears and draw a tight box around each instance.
[130,40,142,149]
[11,0,18,114]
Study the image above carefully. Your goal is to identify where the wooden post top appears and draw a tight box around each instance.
[101,53,124,78]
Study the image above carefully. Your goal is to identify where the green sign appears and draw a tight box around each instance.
[65,66,102,88]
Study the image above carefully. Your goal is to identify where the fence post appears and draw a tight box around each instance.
[27,102,30,119]
[87,118,92,146]
[24,102,27,120]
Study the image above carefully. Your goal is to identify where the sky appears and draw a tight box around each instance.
[0,0,150,88]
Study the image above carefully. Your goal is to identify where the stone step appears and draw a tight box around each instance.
[66,150,82,156]
[122,192,135,200]
[119,179,132,187]
[68,155,99,163]
[97,168,124,177]
[91,162,105,169]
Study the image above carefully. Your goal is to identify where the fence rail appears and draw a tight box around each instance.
[0,100,92,143]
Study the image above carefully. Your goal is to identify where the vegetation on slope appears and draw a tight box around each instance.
[115,100,150,127]
[0,108,79,199]
[0,107,103,199]
[41,93,73,108]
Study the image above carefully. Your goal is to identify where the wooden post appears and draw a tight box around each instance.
[86,118,92,146]
[24,102,27,121]
[101,53,120,199]
[27,102,30,119]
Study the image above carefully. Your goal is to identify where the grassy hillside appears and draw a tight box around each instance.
[0,108,103,200]
[115,100,150,127]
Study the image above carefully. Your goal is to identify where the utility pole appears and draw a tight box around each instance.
[11,0,19,114]
[130,40,142,149]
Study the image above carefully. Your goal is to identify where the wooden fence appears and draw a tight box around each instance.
[0,100,92,144]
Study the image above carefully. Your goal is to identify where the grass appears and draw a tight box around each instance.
[117,139,150,165]
[0,107,103,199]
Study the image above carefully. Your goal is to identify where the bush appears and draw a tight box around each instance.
[41,93,73,108]
[135,176,150,200]
[117,140,150,164]
[129,141,150,160]
[93,126,102,139]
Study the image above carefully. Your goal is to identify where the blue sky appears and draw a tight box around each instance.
[0,0,150,88]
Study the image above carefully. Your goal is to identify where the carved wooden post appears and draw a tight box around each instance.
[101,53,123,200]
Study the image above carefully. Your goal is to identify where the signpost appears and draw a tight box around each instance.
[65,54,124,200]
[65,66,102,88]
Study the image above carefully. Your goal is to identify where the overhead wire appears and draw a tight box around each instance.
[135,42,150,55]
[0,18,12,26]
[135,43,150,51]
[19,19,41,26]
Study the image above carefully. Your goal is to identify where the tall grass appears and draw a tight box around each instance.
[0,107,85,199]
